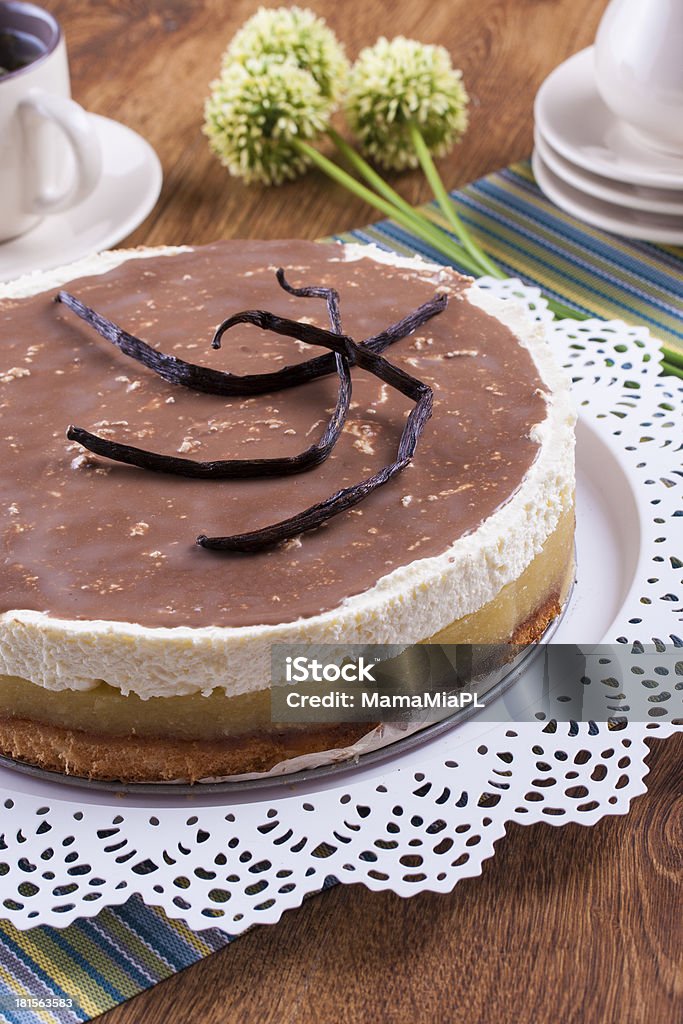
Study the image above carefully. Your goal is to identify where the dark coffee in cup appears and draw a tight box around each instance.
[0,28,46,77]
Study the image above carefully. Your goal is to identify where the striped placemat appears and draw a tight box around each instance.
[0,897,231,1022]
[0,159,681,1024]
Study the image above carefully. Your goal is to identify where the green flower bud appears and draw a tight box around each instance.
[347,37,469,171]
[204,58,331,186]
[223,6,349,105]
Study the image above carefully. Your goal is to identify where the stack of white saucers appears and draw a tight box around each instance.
[533,48,683,244]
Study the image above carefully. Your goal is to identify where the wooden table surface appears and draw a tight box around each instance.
[46,1,682,1020]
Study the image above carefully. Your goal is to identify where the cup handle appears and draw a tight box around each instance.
[19,90,102,215]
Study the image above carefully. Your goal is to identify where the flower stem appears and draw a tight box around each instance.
[409,123,503,280]
[296,139,482,275]
[662,346,683,369]
[662,359,683,379]
[327,129,470,260]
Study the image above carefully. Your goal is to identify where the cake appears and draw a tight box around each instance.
[0,240,575,782]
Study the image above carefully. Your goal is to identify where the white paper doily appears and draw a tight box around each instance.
[0,280,680,934]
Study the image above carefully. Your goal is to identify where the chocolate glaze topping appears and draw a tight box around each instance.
[0,241,546,628]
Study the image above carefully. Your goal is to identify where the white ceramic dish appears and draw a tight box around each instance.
[534,47,683,191]
[532,149,683,244]
[0,113,162,282]
[534,128,683,216]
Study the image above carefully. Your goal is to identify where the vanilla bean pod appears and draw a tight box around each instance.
[66,281,352,479]
[58,286,446,395]
[198,272,435,552]
[59,270,445,553]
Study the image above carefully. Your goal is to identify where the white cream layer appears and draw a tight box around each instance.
[0,244,576,698]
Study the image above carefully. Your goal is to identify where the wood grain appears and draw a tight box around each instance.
[44,2,682,1021]
[99,735,682,1024]
[53,0,608,248]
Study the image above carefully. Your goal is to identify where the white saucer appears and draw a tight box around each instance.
[531,149,683,244]
[535,47,683,191]
[534,128,683,216]
[0,115,162,283]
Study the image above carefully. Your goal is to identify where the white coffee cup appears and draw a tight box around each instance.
[0,1,102,243]
[595,0,683,156]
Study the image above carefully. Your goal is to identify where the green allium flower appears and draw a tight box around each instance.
[346,36,469,171]
[203,58,331,186]
[222,6,349,105]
